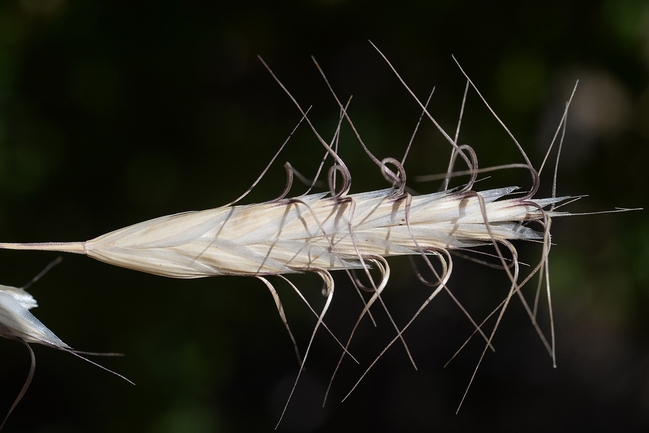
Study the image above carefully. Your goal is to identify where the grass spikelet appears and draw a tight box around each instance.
[0,187,570,278]
[0,44,639,427]
[0,258,133,430]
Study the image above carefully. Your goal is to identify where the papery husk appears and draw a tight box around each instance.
[0,284,69,348]
[0,187,569,279]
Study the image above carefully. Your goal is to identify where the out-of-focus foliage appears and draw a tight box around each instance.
[0,0,647,432]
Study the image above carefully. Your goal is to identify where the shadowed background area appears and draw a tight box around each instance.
[0,0,647,432]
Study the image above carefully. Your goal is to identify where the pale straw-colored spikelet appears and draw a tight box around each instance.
[0,279,68,430]
[0,269,69,348]
[0,258,132,430]
[0,45,637,428]
[0,187,569,278]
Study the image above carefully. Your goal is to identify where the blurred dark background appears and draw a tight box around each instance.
[0,0,647,432]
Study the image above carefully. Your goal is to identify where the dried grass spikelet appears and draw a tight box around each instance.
[0,44,636,426]
[0,258,133,430]
[0,186,568,279]
[0,259,68,349]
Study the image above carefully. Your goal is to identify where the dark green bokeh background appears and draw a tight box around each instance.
[0,1,647,432]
